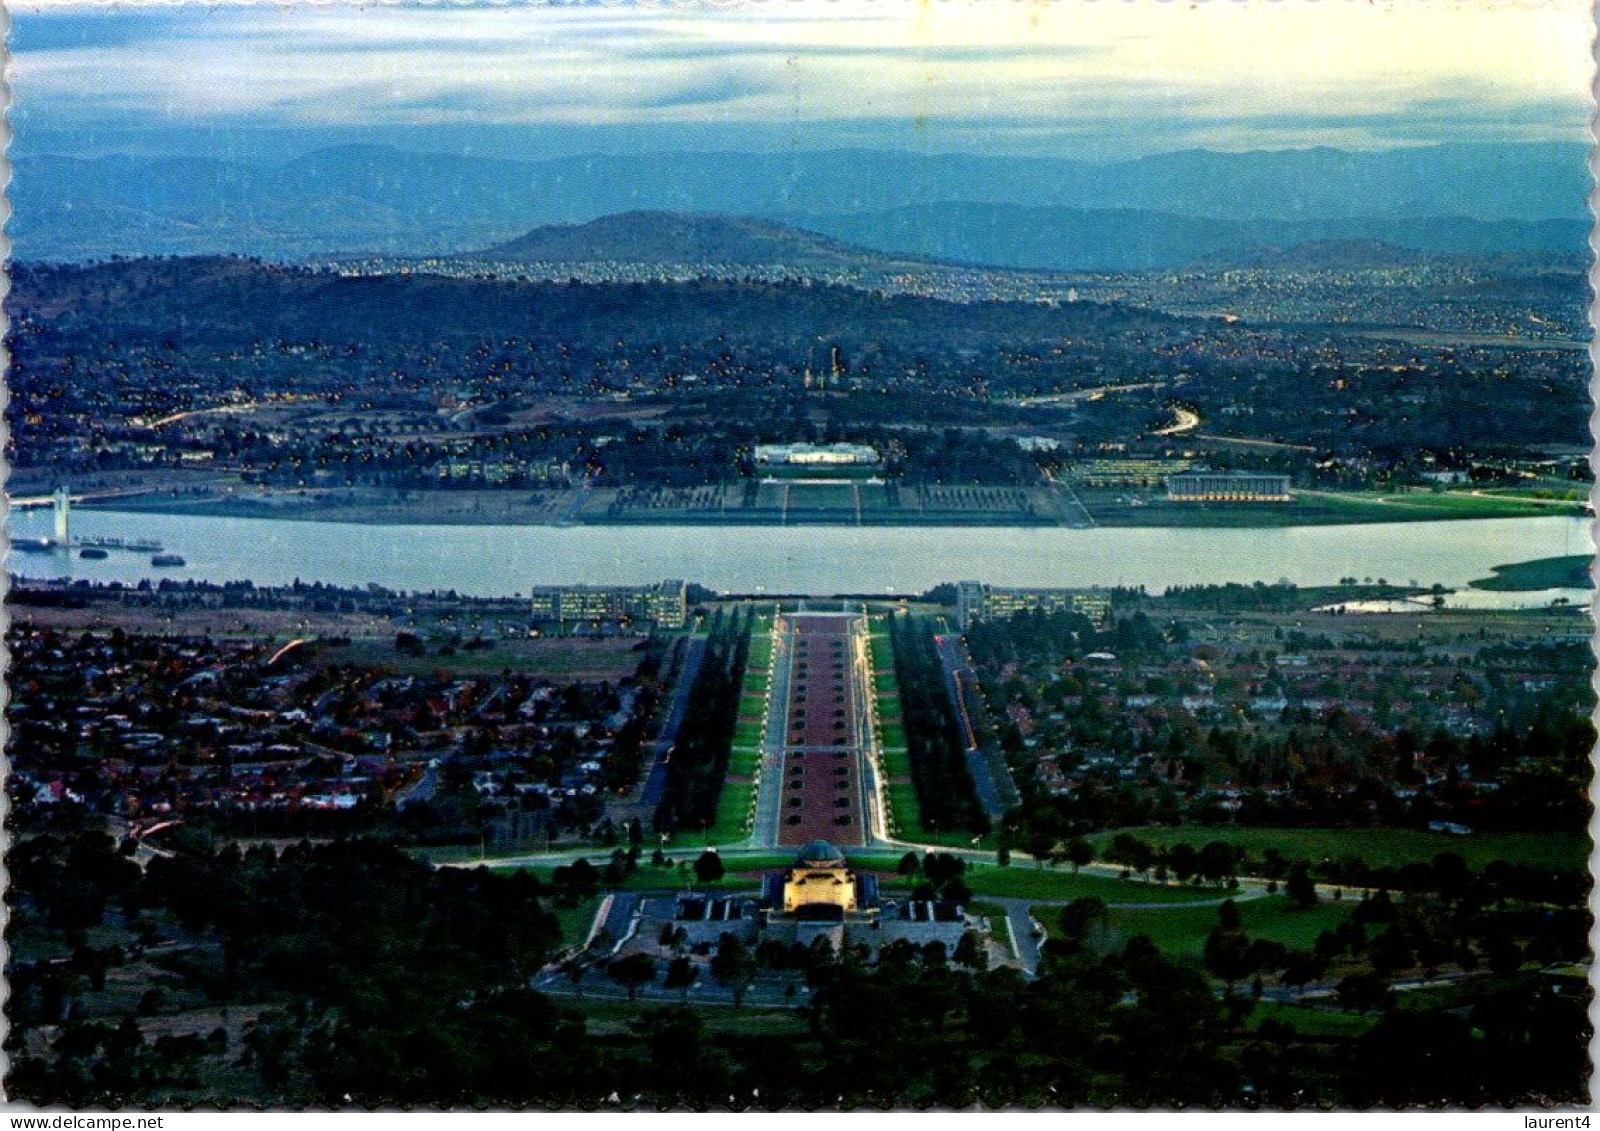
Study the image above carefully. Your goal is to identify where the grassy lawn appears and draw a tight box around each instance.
[1099,826,1590,872]
[1295,489,1580,522]
[879,743,913,778]
[746,634,774,670]
[886,781,923,834]
[878,720,908,749]
[1106,897,1354,959]
[869,633,895,671]
[1249,1000,1378,1038]
[726,745,762,777]
[964,865,1225,904]
[732,719,765,748]
[1088,488,1580,529]
[321,637,643,679]
[500,862,760,891]
[571,999,810,1036]
[551,896,603,948]
[1470,554,1592,592]
[711,783,753,840]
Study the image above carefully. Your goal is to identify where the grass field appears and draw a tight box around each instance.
[964,865,1226,904]
[1105,897,1354,959]
[319,637,643,679]
[1084,487,1581,528]
[706,783,754,843]
[571,999,810,1037]
[885,782,923,834]
[732,719,765,748]
[726,745,761,777]
[551,896,603,948]
[1469,555,1593,592]
[1099,826,1590,872]
[1249,1000,1378,1038]
[1293,489,1582,523]
[746,634,774,670]
[879,720,908,749]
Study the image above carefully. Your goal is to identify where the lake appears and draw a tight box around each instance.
[6,510,1591,598]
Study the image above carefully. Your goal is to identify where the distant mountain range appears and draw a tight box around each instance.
[10,141,1589,267]
[793,205,1587,272]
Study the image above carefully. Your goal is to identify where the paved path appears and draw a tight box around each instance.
[932,633,1018,822]
[984,896,1045,974]
[639,635,706,808]
[748,617,792,847]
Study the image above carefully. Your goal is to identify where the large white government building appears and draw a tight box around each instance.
[1166,472,1292,502]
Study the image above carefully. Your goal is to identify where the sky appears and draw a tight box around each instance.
[8,0,1595,162]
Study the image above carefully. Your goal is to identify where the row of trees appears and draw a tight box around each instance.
[654,608,752,834]
[887,614,987,833]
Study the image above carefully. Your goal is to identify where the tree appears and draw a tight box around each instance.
[607,953,656,1002]
[693,850,725,885]
[1203,927,1255,992]
[1280,949,1325,995]
[1066,838,1094,874]
[1369,926,1416,976]
[1218,899,1241,931]
[1336,971,1392,1015]
[1284,862,1317,909]
[897,852,921,877]
[953,930,989,972]
[1058,897,1109,949]
[924,852,965,886]
[664,956,696,1003]
[1195,842,1238,888]
[710,934,757,1008]
[1167,842,1199,885]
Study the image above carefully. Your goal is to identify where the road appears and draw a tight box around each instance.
[639,636,707,808]
[1039,468,1096,528]
[557,474,597,525]
[394,759,445,807]
[1153,405,1201,436]
[985,897,1045,974]
[932,633,1019,824]
[1010,380,1173,408]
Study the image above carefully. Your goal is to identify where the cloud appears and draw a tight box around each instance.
[9,1,1592,155]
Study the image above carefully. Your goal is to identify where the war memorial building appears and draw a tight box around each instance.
[619,841,986,964]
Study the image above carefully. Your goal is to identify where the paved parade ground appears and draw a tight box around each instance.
[770,612,871,848]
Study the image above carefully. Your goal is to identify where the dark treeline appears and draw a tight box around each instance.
[889,615,987,834]
[655,608,750,834]
[7,820,1589,1106]
[966,606,1167,671]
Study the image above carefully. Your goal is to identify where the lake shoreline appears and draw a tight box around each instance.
[82,495,1586,530]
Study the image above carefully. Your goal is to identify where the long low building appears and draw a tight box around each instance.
[529,580,687,629]
[753,442,880,467]
[955,581,1112,630]
[1166,472,1292,502]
